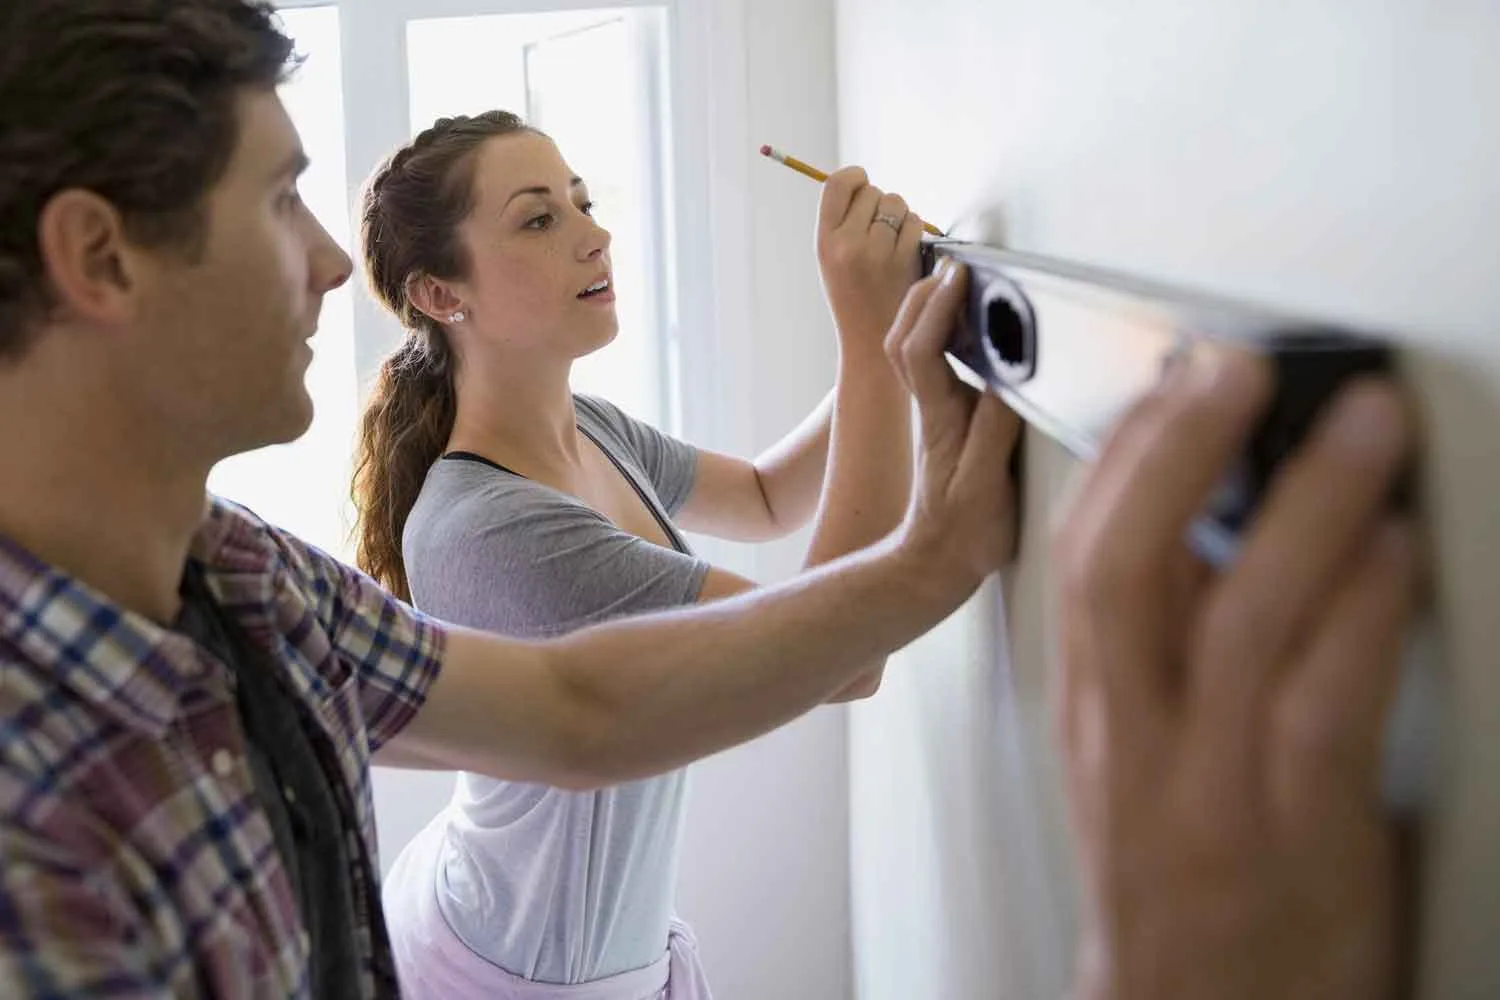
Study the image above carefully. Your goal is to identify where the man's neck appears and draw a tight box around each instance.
[0,368,209,625]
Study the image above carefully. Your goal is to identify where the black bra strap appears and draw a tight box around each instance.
[441,450,525,478]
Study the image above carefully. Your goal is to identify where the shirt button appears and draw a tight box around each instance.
[299,930,311,955]
[211,749,234,778]
[283,785,297,805]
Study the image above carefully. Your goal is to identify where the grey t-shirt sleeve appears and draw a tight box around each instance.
[575,395,699,515]
[404,464,712,638]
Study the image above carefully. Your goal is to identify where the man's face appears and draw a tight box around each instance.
[123,88,351,463]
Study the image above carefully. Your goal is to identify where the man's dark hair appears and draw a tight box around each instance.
[0,0,297,359]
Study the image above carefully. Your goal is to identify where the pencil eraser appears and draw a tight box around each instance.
[759,144,772,157]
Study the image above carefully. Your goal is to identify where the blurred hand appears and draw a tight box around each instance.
[1055,347,1418,1000]
[816,166,925,356]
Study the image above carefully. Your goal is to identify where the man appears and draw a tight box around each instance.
[1054,348,1417,1000]
[0,2,1417,999]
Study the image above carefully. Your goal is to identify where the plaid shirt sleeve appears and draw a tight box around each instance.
[272,532,450,754]
[0,823,169,999]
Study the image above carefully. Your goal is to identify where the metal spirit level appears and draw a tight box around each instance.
[922,239,1441,813]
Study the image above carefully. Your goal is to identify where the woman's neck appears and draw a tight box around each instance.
[446,353,584,478]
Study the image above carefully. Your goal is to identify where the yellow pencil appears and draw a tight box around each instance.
[760,144,946,237]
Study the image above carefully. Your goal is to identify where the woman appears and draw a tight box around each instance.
[353,111,925,999]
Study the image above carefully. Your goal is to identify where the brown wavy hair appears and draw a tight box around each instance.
[352,111,536,601]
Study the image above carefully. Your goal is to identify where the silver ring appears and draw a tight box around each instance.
[874,213,903,233]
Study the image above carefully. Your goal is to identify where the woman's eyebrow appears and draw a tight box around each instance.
[503,177,585,208]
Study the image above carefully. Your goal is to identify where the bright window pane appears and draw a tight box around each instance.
[407,9,669,426]
[208,6,359,559]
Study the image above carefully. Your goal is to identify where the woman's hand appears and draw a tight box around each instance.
[816,166,926,357]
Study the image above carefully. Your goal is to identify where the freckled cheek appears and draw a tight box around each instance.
[480,253,570,315]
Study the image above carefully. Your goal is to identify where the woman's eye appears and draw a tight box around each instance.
[525,213,554,230]
[579,200,596,217]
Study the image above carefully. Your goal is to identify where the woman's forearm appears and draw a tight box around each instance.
[802,345,913,700]
[747,389,834,532]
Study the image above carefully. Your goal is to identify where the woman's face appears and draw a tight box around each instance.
[449,132,616,364]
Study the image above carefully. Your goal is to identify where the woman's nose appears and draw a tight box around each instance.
[580,213,612,260]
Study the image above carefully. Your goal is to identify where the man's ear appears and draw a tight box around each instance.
[406,273,466,325]
[35,189,141,326]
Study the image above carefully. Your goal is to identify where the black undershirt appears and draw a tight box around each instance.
[176,563,372,999]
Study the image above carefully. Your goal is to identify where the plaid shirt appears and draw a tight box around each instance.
[0,499,449,998]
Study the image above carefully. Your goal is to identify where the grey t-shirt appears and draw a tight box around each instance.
[400,395,710,984]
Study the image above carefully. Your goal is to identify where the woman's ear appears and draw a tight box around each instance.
[406,273,466,325]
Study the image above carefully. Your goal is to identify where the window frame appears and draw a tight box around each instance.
[271,0,753,448]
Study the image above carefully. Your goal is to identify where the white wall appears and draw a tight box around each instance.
[670,0,852,997]
[375,1,855,998]
[839,1,1500,997]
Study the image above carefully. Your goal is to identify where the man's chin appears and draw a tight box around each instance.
[283,389,317,442]
[251,390,317,450]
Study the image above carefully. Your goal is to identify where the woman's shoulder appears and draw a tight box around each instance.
[572,394,673,470]
[571,392,619,423]
[572,393,633,442]
[575,393,667,443]
[407,458,605,544]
